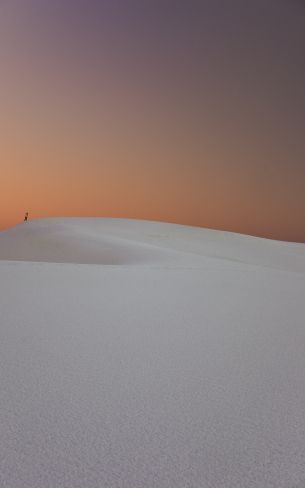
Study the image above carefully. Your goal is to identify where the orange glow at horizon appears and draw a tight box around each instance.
[0,0,304,242]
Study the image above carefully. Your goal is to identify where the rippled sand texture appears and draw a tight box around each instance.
[1,218,305,488]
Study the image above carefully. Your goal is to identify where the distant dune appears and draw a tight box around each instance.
[0,218,305,488]
[0,218,304,271]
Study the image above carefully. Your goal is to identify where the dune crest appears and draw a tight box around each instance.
[0,218,304,272]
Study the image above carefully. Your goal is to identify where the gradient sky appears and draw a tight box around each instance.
[0,0,304,241]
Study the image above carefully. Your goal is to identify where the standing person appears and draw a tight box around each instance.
[24,212,29,222]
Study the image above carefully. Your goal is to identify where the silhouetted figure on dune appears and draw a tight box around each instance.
[24,212,29,222]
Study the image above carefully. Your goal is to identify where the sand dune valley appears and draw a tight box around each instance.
[1,217,305,488]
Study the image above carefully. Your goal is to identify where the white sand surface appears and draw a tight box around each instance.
[0,218,305,487]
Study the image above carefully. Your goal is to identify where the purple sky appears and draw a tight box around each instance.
[1,0,305,241]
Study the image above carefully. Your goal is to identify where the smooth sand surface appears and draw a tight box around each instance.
[1,218,305,487]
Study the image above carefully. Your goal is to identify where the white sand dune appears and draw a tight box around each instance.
[1,217,305,271]
[0,218,305,487]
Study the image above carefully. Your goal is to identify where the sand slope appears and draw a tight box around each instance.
[0,218,305,488]
[0,218,305,271]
